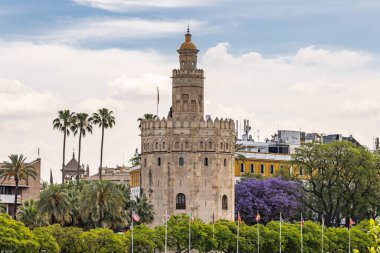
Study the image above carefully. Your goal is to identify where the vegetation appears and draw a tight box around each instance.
[18,199,47,229]
[71,112,93,186]
[53,109,75,184]
[137,113,158,129]
[0,154,38,219]
[292,141,380,227]
[236,178,302,224]
[92,108,116,180]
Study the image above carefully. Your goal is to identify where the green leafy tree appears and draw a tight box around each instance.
[0,213,39,251]
[292,141,380,226]
[213,220,237,253]
[81,228,127,252]
[18,199,47,229]
[129,224,162,252]
[0,154,38,219]
[38,184,72,224]
[71,112,93,186]
[33,226,60,253]
[129,148,141,166]
[137,113,158,129]
[80,180,126,228]
[92,108,116,180]
[47,224,84,253]
[53,109,75,184]
[130,194,154,225]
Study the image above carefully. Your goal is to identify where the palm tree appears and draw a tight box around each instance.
[0,154,37,219]
[18,199,47,229]
[71,113,93,186]
[130,194,154,224]
[92,108,115,180]
[53,110,75,184]
[38,184,72,224]
[234,141,246,163]
[80,180,125,228]
[137,113,158,129]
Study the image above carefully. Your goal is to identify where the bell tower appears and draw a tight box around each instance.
[171,29,205,120]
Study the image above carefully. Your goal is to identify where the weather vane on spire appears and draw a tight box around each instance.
[187,17,190,34]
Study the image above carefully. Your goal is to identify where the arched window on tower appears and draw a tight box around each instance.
[208,141,213,149]
[222,195,228,210]
[155,142,158,149]
[185,141,190,149]
[224,159,227,167]
[179,157,184,166]
[157,157,161,166]
[162,142,166,149]
[199,141,204,150]
[204,157,209,166]
[176,193,186,210]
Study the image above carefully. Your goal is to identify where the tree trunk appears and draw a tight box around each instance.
[99,125,104,180]
[13,178,19,219]
[77,128,82,188]
[62,127,67,184]
[98,204,103,227]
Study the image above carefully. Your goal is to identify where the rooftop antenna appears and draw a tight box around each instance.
[187,17,190,33]
[257,129,260,142]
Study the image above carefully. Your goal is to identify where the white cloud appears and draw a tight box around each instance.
[294,45,373,69]
[0,78,59,118]
[72,0,221,12]
[1,40,380,183]
[45,18,208,43]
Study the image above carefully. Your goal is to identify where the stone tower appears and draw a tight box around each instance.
[140,30,235,226]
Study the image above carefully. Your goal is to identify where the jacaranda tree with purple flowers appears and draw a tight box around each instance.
[235,177,302,225]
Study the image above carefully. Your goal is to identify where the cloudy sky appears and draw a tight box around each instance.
[1,0,380,182]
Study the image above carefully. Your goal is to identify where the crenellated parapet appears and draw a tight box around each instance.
[140,116,235,154]
[172,69,204,78]
[140,116,234,130]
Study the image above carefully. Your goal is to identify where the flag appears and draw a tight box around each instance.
[256,212,261,223]
[238,211,242,224]
[349,218,355,228]
[157,87,160,105]
[189,212,194,222]
[132,212,140,222]
[301,215,304,227]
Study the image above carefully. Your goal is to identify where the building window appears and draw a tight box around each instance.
[179,157,184,166]
[299,166,303,175]
[199,141,204,149]
[220,142,223,149]
[155,142,158,149]
[208,141,213,149]
[185,141,190,149]
[157,157,161,166]
[250,164,254,173]
[204,157,209,166]
[225,143,229,150]
[162,142,166,149]
[175,142,180,149]
[144,159,147,167]
[260,164,265,174]
[176,193,186,210]
[224,159,227,167]
[222,195,228,210]
[270,165,274,174]
[240,163,245,173]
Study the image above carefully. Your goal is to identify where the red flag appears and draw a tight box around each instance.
[238,211,242,224]
[256,212,261,223]
[349,218,355,228]
[301,216,304,227]
[132,212,140,222]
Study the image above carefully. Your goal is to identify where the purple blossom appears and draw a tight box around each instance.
[235,177,302,224]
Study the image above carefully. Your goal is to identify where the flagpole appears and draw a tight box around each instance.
[165,210,168,253]
[279,212,282,253]
[321,215,324,253]
[189,213,191,253]
[131,212,134,253]
[257,221,260,253]
[348,219,351,253]
[301,213,303,253]
[157,86,159,117]
[236,213,239,253]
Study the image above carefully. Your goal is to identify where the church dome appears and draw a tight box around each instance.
[179,30,197,50]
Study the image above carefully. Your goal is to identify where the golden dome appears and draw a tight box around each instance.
[179,32,197,50]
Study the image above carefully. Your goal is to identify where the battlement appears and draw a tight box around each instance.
[172,68,204,77]
[140,116,235,131]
